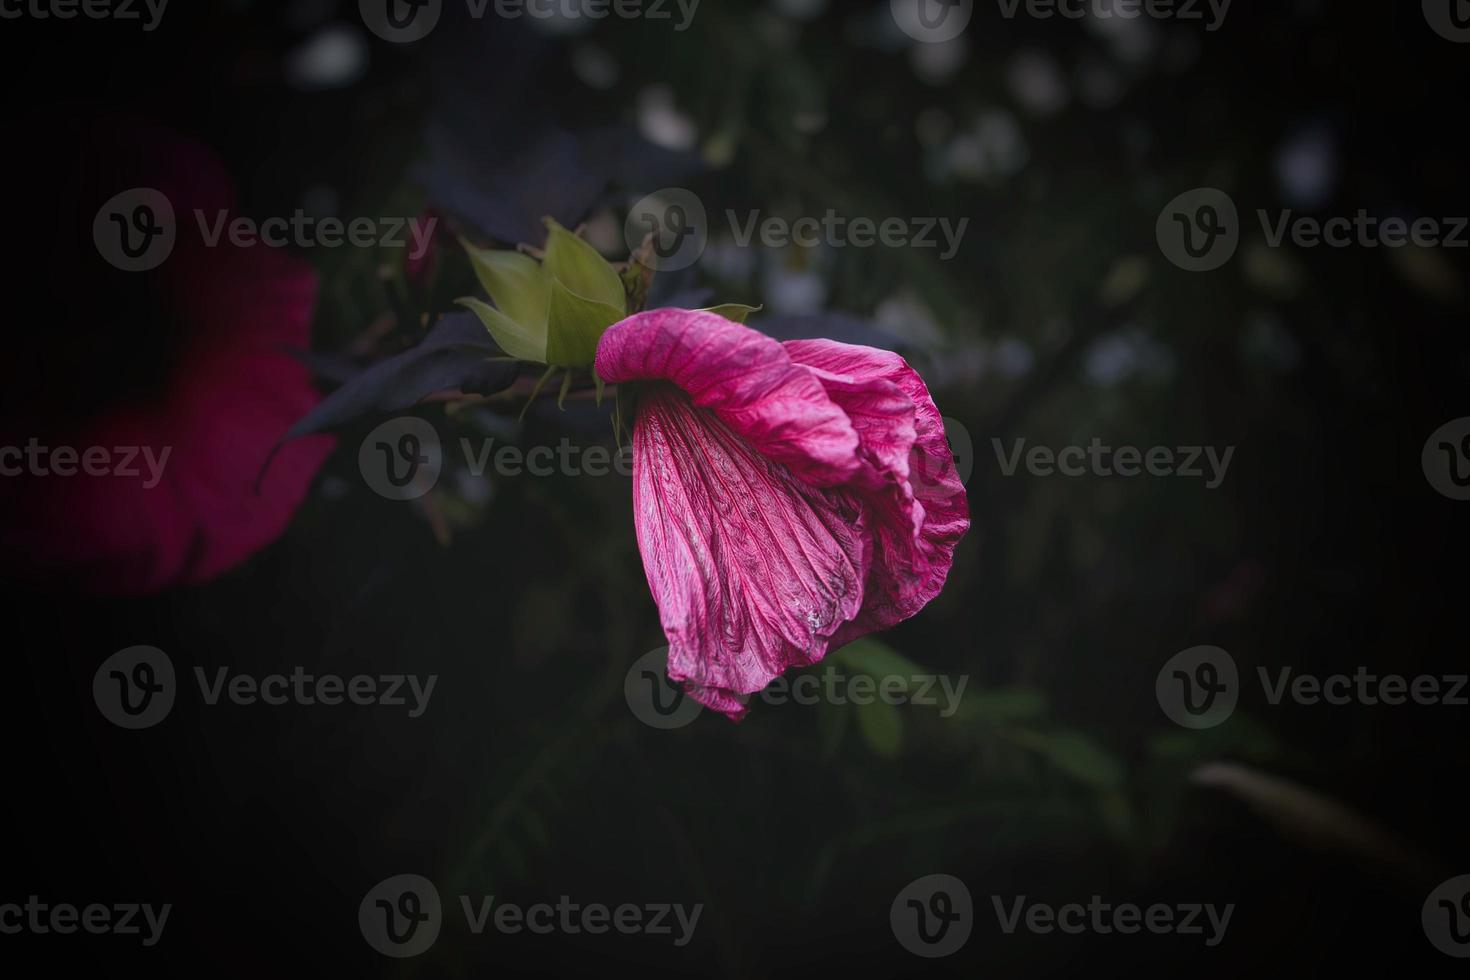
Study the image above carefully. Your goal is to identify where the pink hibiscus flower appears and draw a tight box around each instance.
[595,309,969,719]
[0,122,333,595]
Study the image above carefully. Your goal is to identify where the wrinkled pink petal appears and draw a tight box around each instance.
[631,384,867,720]
[785,339,970,644]
[596,309,860,487]
[597,310,969,719]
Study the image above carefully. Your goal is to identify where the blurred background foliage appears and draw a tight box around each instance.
[6,0,1470,975]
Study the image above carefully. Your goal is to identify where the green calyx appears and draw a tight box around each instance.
[458,219,629,369]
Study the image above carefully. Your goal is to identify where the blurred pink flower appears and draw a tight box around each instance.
[596,309,969,719]
[1,124,333,595]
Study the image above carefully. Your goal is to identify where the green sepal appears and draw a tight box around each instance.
[700,303,763,324]
[546,280,624,368]
[457,296,547,363]
[542,219,627,313]
[462,242,551,332]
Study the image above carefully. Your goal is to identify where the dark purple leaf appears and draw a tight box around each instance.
[281,313,518,442]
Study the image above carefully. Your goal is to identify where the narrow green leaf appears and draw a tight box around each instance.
[1010,729,1125,789]
[951,687,1048,724]
[457,296,546,362]
[817,698,849,760]
[854,698,903,759]
[519,365,558,424]
[542,220,627,313]
[699,303,763,324]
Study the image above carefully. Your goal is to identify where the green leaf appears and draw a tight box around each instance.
[854,698,903,759]
[542,220,626,313]
[817,699,849,760]
[545,280,625,368]
[457,296,547,362]
[1010,729,1125,789]
[830,637,924,681]
[1098,789,1136,842]
[952,687,1048,724]
[462,242,551,332]
[699,303,763,324]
